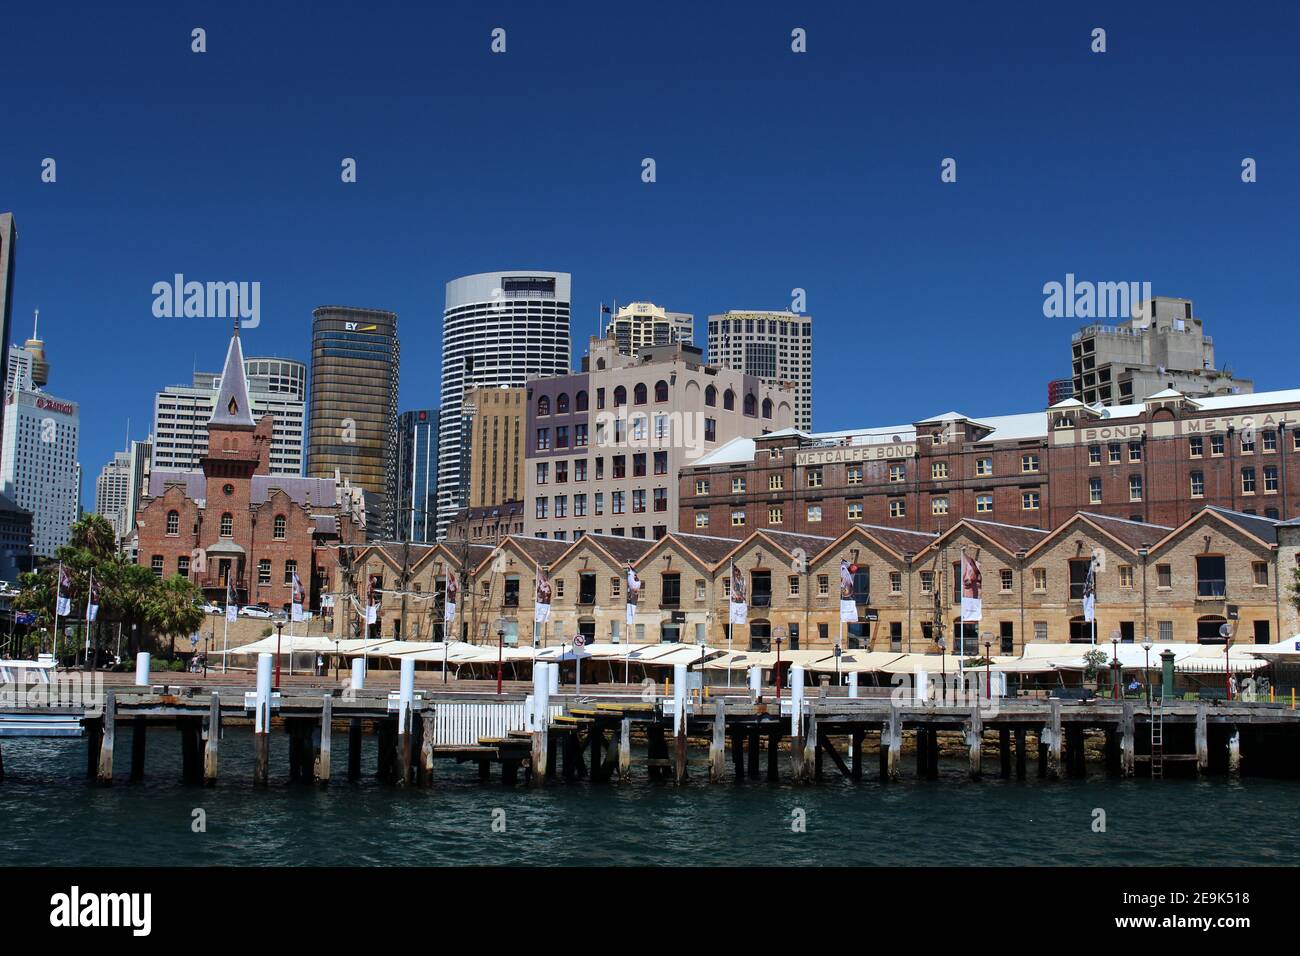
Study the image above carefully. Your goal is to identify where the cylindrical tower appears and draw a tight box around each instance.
[436,272,571,539]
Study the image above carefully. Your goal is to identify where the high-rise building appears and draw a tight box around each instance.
[0,214,17,451]
[707,310,813,432]
[466,386,526,508]
[95,450,132,538]
[307,306,400,540]
[6,309,48,396]
[523,335,796,541]
[0,491,33,582]
[152,357,306,476]
[396,408,438,542]
[436,272,571,539]
[0,387,80,558]
[1071,296,1252,406]
[606,301,692,355]
[1047,377,1075,406]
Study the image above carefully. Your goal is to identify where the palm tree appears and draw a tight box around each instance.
[147,574,206,660]
[69,514,117,561]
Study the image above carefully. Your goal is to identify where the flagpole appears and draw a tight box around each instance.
[958,548,965,701]
[52,561,62,660]
[83,568,93,667]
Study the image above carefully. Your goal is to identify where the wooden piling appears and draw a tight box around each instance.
[421,714,436,787]
[96,692,116,786]
[884,704,901,781]
[1046,700,1062,780]
[730,730,745,781]
[965,707,983,779]
[1014,727,1026,780]
[1065,725,1086,779]
[1119,702,1135,778]
[315,694,332,787]
[709,699,726,783]
[85,716,103,781]
[766,731,780,782]
[803,711,819,782]
[1227,726,1241,777]
[203,692,220,787]
[916,727,928,778]
[747,729,761,779]
[999,727,1011,779]
[180,717,203,786]
[925,728,939,780]
[618,718,631,782]
[347,718,363,782]
[850,728,864,782]
[395,712,412,788]
[130,716,147,783]
[531,717,548,786]
[673,719,687,787]
[1195,703,1208,775]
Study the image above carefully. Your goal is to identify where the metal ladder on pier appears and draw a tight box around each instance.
[1150,696,1164,779]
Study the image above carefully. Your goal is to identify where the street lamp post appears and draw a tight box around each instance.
[938,636,947,705]
[1141,637,1152,708]
[1220,622,1234,700]
[983,639,992,700]
[1110,630,1121,701]
[773,624,787,699]
[272,611,288,688]
[495,617,507,696]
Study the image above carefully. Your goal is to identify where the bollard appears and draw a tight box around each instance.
[396,657,416,786]
[549,662,560,696]
[915,668,929,705]
[531,662,551,783]
[135,652,151,687]
[253,652,273,786]
[351,657,366,690]
[672,663,688,784]
[789,665,806,737]
[847,672,859,699]
[747,664,762,701]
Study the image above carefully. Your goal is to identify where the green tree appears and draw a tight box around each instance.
[68,514,117,561]
[146,574,206,660]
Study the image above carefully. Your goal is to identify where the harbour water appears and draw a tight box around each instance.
[0,730,1293,867]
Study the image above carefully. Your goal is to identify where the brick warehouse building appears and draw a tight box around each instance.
[680,386,1300,539]
[341,508,1300,653]
[134,330,361,611]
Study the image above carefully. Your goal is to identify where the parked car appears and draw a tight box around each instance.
[199,602,224,615]
[239,605,273,619]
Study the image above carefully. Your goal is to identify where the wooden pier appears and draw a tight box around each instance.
[5,681,1299,789]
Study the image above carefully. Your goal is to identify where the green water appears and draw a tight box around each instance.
[0,730,1293,866]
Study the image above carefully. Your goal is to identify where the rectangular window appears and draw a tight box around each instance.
[889,571,902,594]
[653,488,667,512]
[1211,434,1225,456]
[1089,477,1102,503]
[595,457,605,480]
[1265,466,1278,492]
[1263,430,1277,452]
[555,460,568,483]
[807,467,823,488]
[1034,621,1048,642]
[1196,555,1226,598]
[631,489,645,513]
[556,425,568,449]
[536,427,550,451]
[258,559,271,585]
[1159,620,1173,642]
[1241,431,1255,453]
[574,494,587,517]
[613,456,626,479]
[1108,443,1121,464]
[920,571,934,593]
[1088,445,1101,465]
[1032,568,1047,592]
[694,511,709,528]
[731,476,746,493]
[554,495,567,518]
[846,502,863,520]
[1021,454,1040,473]
[1242,467,1256,494]
[769,473,784,491]
[1253,561,1269,586]
[999,568,1013,592]
[816,575,829,597]
[975,494,993,513]
[931,461,949,479]
[731,510,745,527]
[574,459,587,481]
[575,423,588,447]
[931,497,948,515]
[846,465,863,485]
[1190,471,1204,497]
[695,478,709,495]
[889,499,905,518]
[1128,475,1143,501]
[1022,491,1040,510]
[633,454,646,478]
[536,462,548,485]
[612,491,625,514]
[976,458,992,476]
[889,464,905,483]
[654,451,667,475]
[1128,441,1142,462]
[769,505,783,524]
[1189,436,1203,458]
[535,497,548,519]
[1119,565,1134,588]
[806,505,822,522]
[1156,564,1172,589]
[594,492,604,515]
[696,579,707,600]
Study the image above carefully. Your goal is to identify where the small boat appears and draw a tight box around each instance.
[0,655,85,736]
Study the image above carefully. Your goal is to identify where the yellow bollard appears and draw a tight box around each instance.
[664,677,670,697]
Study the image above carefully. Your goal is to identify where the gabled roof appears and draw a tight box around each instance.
[1189,506,1279,547]
[208,332,256,428]
[918,519,1050,562]
[1073,512,1171,550]
[489,535,571,571]
[646,531,747,570]
[848,524,939,559]
[715,529,834,568]
[553,533,656,569]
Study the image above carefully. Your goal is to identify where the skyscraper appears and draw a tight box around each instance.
[396,408,438,542]
[0,214,17,450]
[152,357,306,476]
[707,310,813,432]
[306,306,399,539]
[605,301,693,355]
[95,449,132,538]
[6,309,48,396]
[436,272,570,539]
[0,387,80,558]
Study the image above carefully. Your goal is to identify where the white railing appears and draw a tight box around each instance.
[426,701,563,746]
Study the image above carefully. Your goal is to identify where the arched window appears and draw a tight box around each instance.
[220,513,234,537]
[556,393,570,414]
[705,384,717,407]
[634,383,648,405]
[273,514,287,540]
[1197,615,1228,644]
[743,393,757,416]
[166,510,180,536]
[614,385,627,406]
[654,380,668,403]
[575,390,589,411]
[537,395,550,416]
[723,389,736,411]
[761,397,773,419]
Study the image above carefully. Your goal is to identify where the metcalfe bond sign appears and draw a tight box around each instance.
[796,443,917,466]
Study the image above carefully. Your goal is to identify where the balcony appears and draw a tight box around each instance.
[197,574,246,592]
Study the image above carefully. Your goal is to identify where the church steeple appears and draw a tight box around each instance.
[208,330,255,428]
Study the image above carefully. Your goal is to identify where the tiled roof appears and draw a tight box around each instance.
[1200,506,1279,544]
[961,519,1051,554]
[1076,512,1171,549]
[853,524,938,556]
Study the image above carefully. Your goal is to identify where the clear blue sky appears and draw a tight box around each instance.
[3,0,1297,512]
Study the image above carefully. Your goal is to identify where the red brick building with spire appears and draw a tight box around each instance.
[134,328,360,611]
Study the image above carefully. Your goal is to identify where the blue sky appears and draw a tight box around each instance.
[3,0,1298,511]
